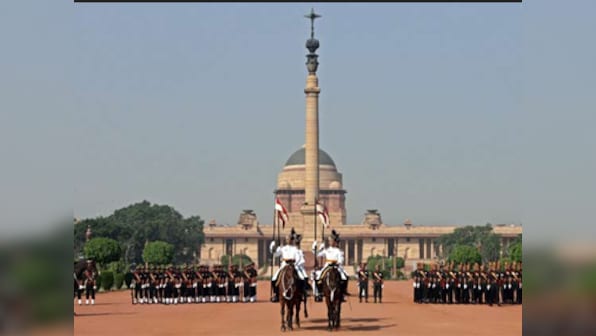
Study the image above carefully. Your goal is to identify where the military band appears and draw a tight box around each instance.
[412,261,522,306]
[130,263,258,305]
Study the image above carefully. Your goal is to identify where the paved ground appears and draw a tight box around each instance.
[74,281,521,335]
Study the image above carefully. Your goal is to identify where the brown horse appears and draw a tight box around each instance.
[321,265,342,331]
[278,263,303,332]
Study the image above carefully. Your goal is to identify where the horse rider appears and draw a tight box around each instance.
[315,230,350,301]
[294,233,312,296]
[270,231,300,302]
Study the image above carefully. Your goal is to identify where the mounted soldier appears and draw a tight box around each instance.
[270,230,299,302]
[315,230,349,302]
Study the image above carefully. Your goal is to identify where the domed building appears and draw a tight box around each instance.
[275,145,346,229]
[199,12,522,274]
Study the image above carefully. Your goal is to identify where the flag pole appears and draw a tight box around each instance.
[271,196,276,295]
[314,199,318,269]
[277,201,281,267]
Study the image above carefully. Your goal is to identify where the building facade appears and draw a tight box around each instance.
[199,10,522,274]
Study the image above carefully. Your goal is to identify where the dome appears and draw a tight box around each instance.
[284,147,336,167]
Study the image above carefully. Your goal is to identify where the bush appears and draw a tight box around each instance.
[114,273,125,290]
[143,241,174,265]
[101,271,114,291]
[95,273,102,289]
[221,254,253,268]
[124,272,134,288]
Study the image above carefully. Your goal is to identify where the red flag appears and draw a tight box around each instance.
[275,198,289,229]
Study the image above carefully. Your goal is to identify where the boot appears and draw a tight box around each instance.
[341,280,349,302]
[316,281,323,302]
[270,281,279,302]
[304,280,312,296]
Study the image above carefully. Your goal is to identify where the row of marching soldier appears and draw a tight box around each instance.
[131,263,258,305]
[412,261,522,306]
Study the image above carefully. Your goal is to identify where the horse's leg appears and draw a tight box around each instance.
[295,299,300,328]
[303,291,308,318]
[287,301,293,331]
[327,299,333,331]
[280,299,286,332]
[335,299,341,329]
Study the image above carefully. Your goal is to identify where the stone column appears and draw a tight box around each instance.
[304,74,320,207]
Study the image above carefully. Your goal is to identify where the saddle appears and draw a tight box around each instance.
[275,265,297,287]
[318,264,338,284]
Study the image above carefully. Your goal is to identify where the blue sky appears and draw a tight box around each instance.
[1,1,594,243]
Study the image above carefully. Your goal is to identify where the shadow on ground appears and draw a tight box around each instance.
[75,312,136,317]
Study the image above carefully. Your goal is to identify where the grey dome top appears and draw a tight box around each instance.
[285,147,336,167]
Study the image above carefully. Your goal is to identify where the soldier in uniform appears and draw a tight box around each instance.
[455,264,464,304]
[412,268,419,303]
[446,262,456,304]
[226,264,235,303]
[218,264,229,303]
[358,262,369,303]
[413,262,424,303]
[201,264,213,303]
[294,233,311,297]
[486,262,499,306]
[503,262,512,304]
[209,264,218,303]
[516,262,522,304]
[147,265,158,304]
[187,264,195,303]
[372,264,383,303]
[471,263,480,304]
[142,265,151,304]
[497,261,505,306]
[270,233,299,302]
[478,264,488,304]
[463,263,472,304]
[437,262,447,303]
[453,264,461,304]
[164,265,174,304]
[245,262,258,302]
[132,265,142,304]
[84,260,97,305]
[429,263,439,303]
[315,230,350,302]
[156,266,165,304]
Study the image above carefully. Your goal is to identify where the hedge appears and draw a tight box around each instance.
[114,273,125,290]
[101,271,114,291]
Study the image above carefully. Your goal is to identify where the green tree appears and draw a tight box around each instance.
[83,237,122,268]
[448,245,482,265]
[438,224,503,263]
[142,241,174,265]
[73,201,205,265]
[508,241,522,262]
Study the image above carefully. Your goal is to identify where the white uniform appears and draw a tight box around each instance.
[271,244,300,281]
[316,246,348,281]
[295,249,308,280]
